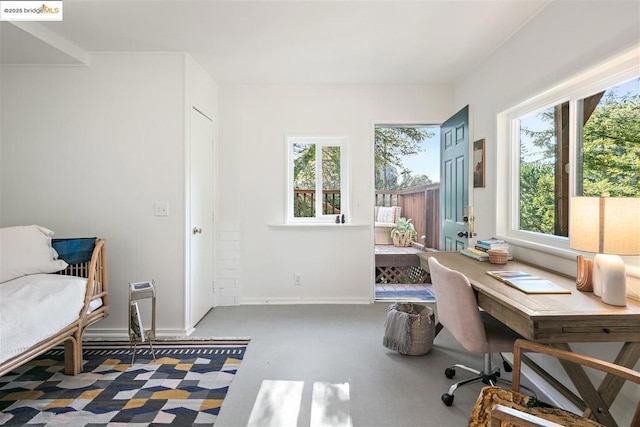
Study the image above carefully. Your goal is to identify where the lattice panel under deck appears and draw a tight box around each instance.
[376,266,430,284]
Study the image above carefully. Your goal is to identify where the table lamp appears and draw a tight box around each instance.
[569,196,640,306]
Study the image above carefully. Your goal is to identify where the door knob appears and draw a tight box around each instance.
[457,231,469,238]
[192,227,202,235]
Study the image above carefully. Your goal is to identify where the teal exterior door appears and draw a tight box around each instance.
[440,106,469,251]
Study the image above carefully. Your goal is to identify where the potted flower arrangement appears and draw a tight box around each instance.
[390,217,417,247]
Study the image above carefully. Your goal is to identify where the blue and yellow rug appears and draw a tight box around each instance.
[375,285,436,302]
[0,340,248,426]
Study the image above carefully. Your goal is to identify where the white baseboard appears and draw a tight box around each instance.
[240,297,372,305]
[84,328,193,339]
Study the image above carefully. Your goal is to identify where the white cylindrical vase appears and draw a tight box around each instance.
[593,254,627,306]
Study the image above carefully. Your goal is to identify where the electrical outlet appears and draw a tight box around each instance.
[294,273,302,285]
[154,202,169,217]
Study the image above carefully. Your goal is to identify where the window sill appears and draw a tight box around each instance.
[499,235,576,261]
[268,223,369,229]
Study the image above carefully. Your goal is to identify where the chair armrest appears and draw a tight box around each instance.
[512,339,640,427]
[512,339,640,391]
[491,405,562,427]
[490,405,564,427]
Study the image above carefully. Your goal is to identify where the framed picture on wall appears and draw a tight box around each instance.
[473,139,486,188]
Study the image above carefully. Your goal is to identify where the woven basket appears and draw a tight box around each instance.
[392,232,413,247]
[488,249,509,265]
[394,303,435,356]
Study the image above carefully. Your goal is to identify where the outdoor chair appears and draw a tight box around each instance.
[374,206,401,245]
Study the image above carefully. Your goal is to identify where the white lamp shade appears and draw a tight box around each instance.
[570,197,640,255]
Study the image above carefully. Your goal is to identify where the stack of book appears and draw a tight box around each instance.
[460,238,510,261]
[475,238,509,253]
[460,247,490,261]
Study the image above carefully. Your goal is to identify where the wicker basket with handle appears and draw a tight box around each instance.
[394,303,435,356]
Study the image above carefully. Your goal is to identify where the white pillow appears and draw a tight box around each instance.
[376,207,396,223]
[0,225,68,283]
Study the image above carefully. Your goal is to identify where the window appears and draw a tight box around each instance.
[498,49,639,251]
[287,136,348,223]
[517,101,570,236]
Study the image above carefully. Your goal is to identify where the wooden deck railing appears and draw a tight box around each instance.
[294,189,341,217]
[376,184,440,250]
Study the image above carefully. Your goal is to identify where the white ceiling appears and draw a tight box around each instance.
[1,0,551,85]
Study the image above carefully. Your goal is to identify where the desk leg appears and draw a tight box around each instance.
[551,342,640,427]
[587,342,640,419]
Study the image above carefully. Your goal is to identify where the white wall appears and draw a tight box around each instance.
[453,2,639,423]
[218,85,451,304]
[0,53,216,337]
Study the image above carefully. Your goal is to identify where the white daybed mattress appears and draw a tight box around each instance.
[0,273,87,365]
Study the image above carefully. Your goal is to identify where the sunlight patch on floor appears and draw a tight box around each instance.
[311,382,352,427]
[248,380,303,427]
[247,380,352,426]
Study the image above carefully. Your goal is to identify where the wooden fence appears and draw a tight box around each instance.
[375,184,440,249]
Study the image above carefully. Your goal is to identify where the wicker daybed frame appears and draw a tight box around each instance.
[0,238,109,377]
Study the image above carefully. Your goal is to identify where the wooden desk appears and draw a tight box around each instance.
[418,251,640,427]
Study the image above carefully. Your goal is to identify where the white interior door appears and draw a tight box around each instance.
[189,107,214,329]
[440,106,469,251]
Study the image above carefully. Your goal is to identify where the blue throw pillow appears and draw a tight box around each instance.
[52,238,96,265]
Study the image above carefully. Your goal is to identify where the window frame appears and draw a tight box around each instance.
[286,135,349,224]
[496,48,639,255]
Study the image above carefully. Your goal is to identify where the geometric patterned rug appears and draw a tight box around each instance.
[0,340,249,426]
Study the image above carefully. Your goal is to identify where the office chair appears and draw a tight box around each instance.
[428,257,523,406]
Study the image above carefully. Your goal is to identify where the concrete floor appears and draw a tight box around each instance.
[193,303,529,427]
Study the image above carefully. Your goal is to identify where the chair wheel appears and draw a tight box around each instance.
[444,367,456,379]
[441,393,454,406]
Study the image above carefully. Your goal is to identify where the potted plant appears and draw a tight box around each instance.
[390,217,417,247]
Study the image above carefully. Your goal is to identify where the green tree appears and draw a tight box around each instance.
[375,127,435,190]
[519,80,639,234]
[401,173,433,188]
[293,144,341,191]
[293,143,316,189]
[519,163,555,234]
[581,90,640,197]
[520,107,557,161]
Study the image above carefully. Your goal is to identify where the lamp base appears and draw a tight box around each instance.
[575,255,593,292]
[593,254,627,306]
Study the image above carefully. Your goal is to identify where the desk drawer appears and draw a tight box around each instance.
[562,325,637,335]
[535,322,639,343]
